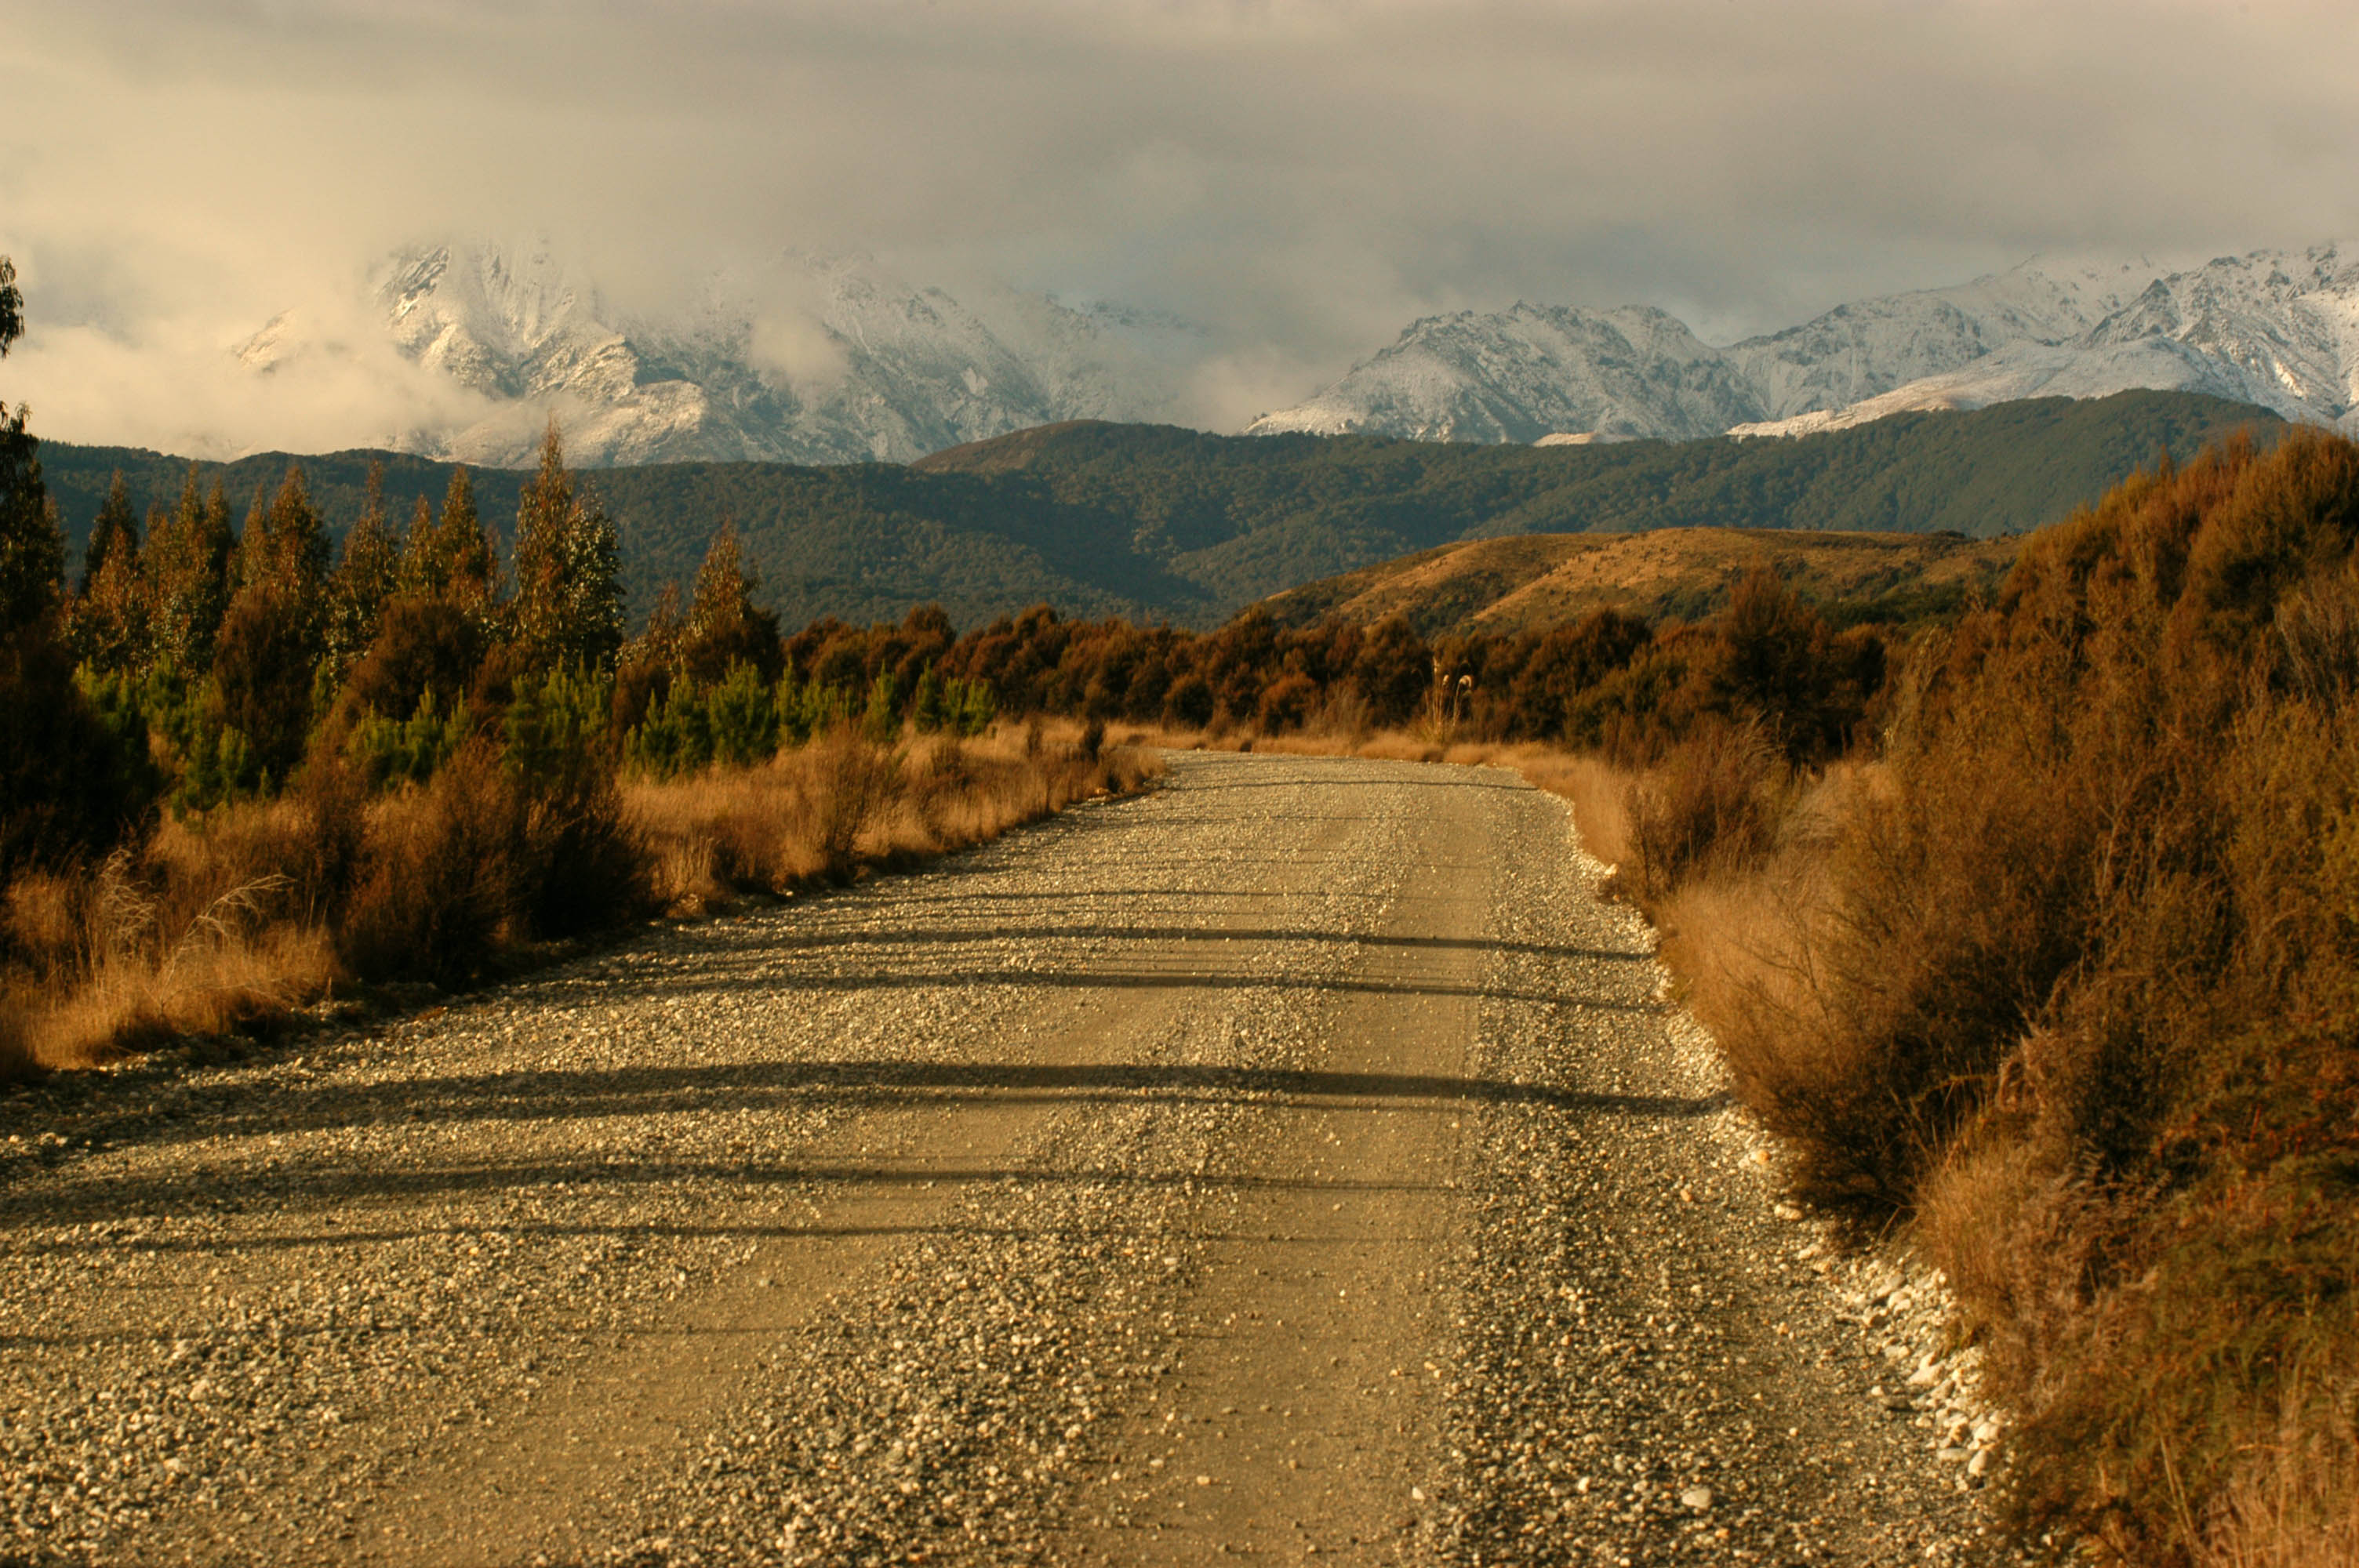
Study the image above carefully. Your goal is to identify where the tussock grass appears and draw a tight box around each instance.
[0,720,1161,1076]
[627,722,1161,915]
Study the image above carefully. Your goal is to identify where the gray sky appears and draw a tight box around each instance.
[5,0,2357,452]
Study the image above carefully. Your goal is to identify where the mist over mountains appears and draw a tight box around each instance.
[236,243,1202,468]
[233,241,2359,466]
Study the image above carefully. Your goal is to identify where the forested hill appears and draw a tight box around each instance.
[39,389,2280,630]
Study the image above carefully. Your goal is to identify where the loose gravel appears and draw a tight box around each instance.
[0,753,2019,1566]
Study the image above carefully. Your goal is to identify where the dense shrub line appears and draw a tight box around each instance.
[1608,432,2359,1566]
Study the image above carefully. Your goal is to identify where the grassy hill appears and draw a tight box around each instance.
[37,389,2279,630]
[1255,527,2021,637]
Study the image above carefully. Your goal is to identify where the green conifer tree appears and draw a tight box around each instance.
[64,484,150,675]
[0,256,63,636]
[324,462,399,679]
[681,521,782,683]
[398,463,500,612]
[79,473,137,594]
[510,421,623,673]
[144,470,237,675]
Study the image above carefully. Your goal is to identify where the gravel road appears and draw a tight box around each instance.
[1,753,2017,1566]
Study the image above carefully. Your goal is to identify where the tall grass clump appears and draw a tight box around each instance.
[1642,431,2359,1562]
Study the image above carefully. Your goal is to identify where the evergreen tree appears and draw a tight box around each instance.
[238,463,330,608]
[510,421,623,673]
[144,470,236,675]
[211,464,332,788]
[79,472,137,594]
[64,496,149,674]
[0,256,155,869]
[681,521,782,682]
[0,257,62,636]
[324,462,399,678]
[398,463,500,612]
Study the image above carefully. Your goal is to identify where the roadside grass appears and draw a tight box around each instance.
[626,722,1159,915]
[0,720,1161,1076]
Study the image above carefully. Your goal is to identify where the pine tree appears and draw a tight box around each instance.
[510,421,623,673]
[144,470,237,674]
[79,473,138,593]
[238,463,330,608]
[214,464,331,784]
[0,256,62,636]
[1,256,156,869]
[681,521,783,683]
[398,464,500,612]
[64,492,150,675]
[323,462,398,679]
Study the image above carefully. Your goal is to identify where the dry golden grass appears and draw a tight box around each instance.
[2196,1394,2359,1568]
[0,720,1162,1079]
[626,722,1163,916]
[6,830,341,1071]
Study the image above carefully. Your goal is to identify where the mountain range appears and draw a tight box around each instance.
[1249,245,2359,443]
[234,241,2357,467]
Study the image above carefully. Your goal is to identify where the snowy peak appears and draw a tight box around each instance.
[1256,246,2357,446]
[1247,302,1766,443]
[245,240,1192,467]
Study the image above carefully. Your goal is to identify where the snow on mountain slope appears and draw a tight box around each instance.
[1252,248,2357,445]
[1725,255,2165,419]
[246,240,2359,466]
[1725,338,2292,438]
[2086,242,2359,424]
[253,241,1194,467]
[1244,303,1768,442]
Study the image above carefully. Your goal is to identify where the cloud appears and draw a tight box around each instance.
[4,0,2357,447]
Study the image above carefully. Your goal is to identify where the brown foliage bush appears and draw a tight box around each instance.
[1617,723,1789,905]
[1635,431,2359,1561]
[336,743,519,987]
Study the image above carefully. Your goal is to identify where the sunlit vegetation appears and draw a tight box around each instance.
[1576,431,2359,1566]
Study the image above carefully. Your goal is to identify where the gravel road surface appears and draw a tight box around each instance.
[1,753,2014,1566]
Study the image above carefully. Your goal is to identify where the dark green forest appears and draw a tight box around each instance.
[39,390,2280,630]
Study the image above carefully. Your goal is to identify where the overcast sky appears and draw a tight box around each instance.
[5,0,2357,452]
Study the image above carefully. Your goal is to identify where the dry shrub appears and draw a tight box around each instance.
[0,989,38,1082]
[338,744,520,986]
[1618,723,1788,904]
[5,869,87,977]
[805,727,907,874]
[18,848,336,1068]
[2197,1377,2359,1568]
[1619,433,2359,1559]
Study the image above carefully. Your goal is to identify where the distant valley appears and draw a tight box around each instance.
[41,390,2279,632]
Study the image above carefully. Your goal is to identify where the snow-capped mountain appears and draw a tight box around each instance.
[1240,303,1768,444]
[242,241,1198,466]
[1252,246,2359,443]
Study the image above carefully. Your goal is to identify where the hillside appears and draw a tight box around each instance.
[1256,528,2019,637]
[38,389,2277,630]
